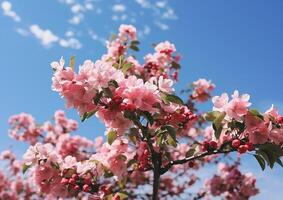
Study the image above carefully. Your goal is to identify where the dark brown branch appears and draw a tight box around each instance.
[160,149,235,175]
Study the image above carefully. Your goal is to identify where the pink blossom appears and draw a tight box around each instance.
[191,78,215,102]
[118,24,137,41]
[269,128,283,145]
[50,57,65,71]
[245,113,269,144]
[154,41,176,55]
[212,91,251,120]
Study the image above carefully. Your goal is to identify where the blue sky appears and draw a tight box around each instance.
[1,0,283,199]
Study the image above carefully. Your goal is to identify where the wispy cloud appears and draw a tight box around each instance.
[15,28,29,36]
[59,38,82,49]
[29,24,59,47]
[112,4,126,13]
[1,1,21,22]
[29,24,82,49]
[155,20,169,30]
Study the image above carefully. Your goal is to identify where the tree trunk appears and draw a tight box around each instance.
[152,153,161,200]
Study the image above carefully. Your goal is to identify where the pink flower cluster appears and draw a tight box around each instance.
[51,25,191,137]
[0,151,35,199]
[8,113,40,145]
[4,24,283,200]
[245,105,283,145]
[191,78,215,102]
[205,163,259,200]
[212,90,251,120]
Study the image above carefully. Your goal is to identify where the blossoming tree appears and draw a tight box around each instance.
[1,24,283,200]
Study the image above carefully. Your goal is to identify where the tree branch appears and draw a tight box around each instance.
[160,149,235,175]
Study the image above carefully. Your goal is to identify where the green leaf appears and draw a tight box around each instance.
[204,111,221,121]
[116,154,127,161]
[22,163,31,174]
[123,110,136,121]
[107,130,117,145]
[212,112,226,139]
[214,112,226,128]
[81,110,97,122]
[186,148,196,158]
[102,87,113,98]
[116,192,128,200]
[276,158,283,168]
[257,143,283,168]
[254,155,266,171]
[93,91,103,104]
[249,109,264,120]
[108,80,119,88]
[129,45,139,51]
[122,62,133,74]
[162,125,177,140]
[128,133,137,144]
[131,40,140,45]
[167,135,177,147]
[162,93,184,105]
[171,61,181,69]
[50,162,60,170]
[127,159,137,168]
[69,56,75,70]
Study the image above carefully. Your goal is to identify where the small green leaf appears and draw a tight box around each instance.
[116,154,127,161]
[129,45,139,51]
[131,40,140,45]
[254,155,266,171]
[162,93,184,105]
[128,128,138,144]
[212,112,226,139]
[107,130,117,145]
[108,80,119,88]
[22,164,31,174]
[258,143,283,168]
[123,110,136,121]
[93,91,103,104]
[102,87,113,98]
[167,135,177,147]
[81,110,97,122]
[204,111,221,121]
[162,125,176,140]
[51,162,60,169]
[171,61,181,69]
[127,159,137,168]
[249,109,264,120]
[122,62,133,74]
[276,158,283,168]
[69,56,75,70]
[186,148,196,158]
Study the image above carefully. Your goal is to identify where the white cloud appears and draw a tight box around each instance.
[156,1,167,8]
[84,2,93,10]
[138,25,151,38]
[155,21,169,30]
[69,14,84,25]
[29,24,59,47]
[15,28,29,36]
[162,8,177,20]
[29,24,81,49]
[59,38,82,49]
[135,0,151,8]
[71,4,83,14]
[143,25,151,35]
[65,30,74,37]
[112,4,126,12]
[1,1,21,22]
[111,14,127,21]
